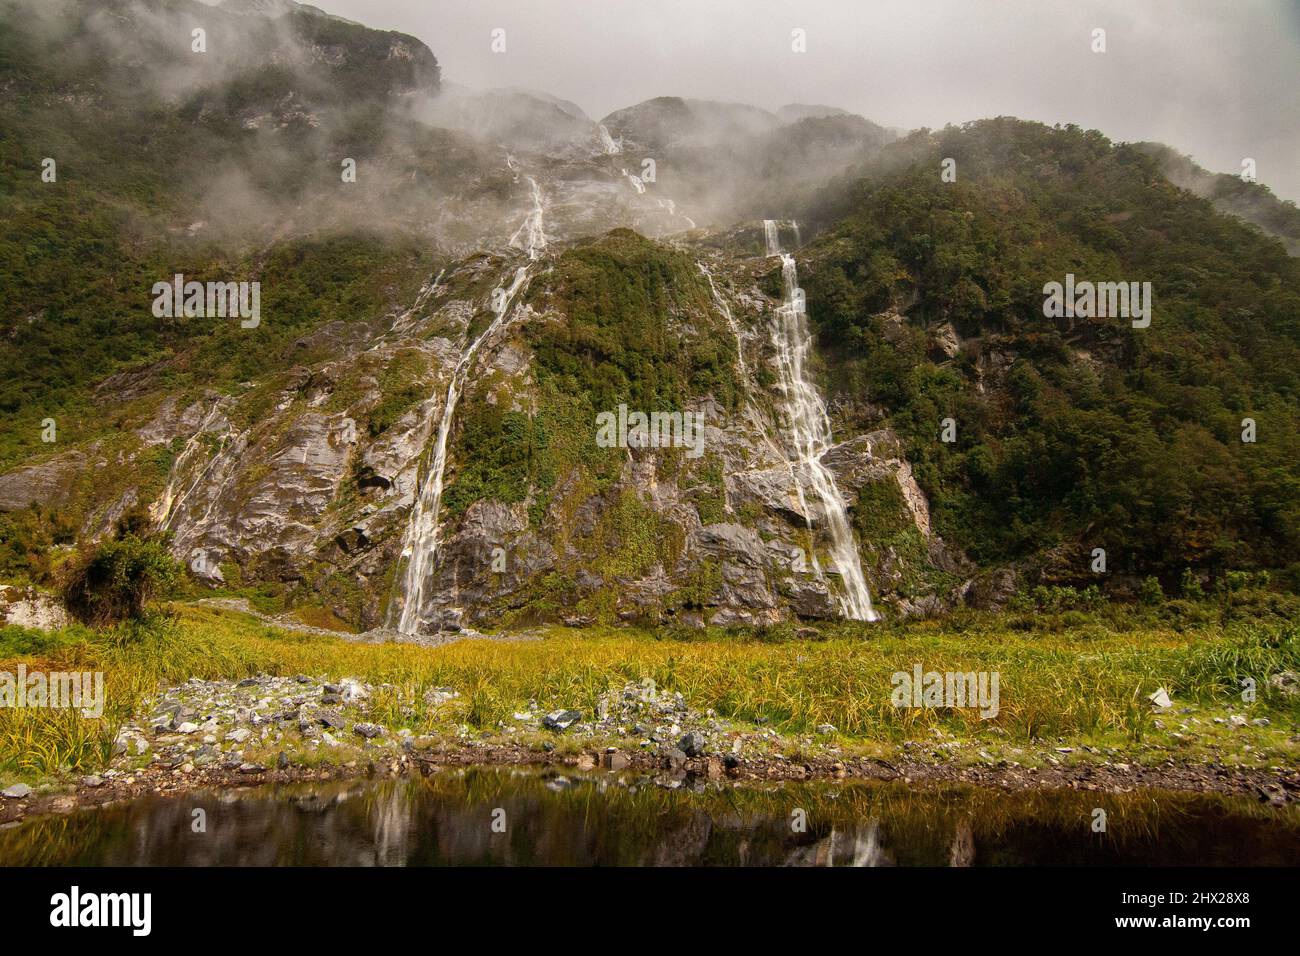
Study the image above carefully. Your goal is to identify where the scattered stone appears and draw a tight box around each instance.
[3,783,32,799]
[1148,688,1173,710]
[542,710,582,731]
[354,723,384,739]
[602,751,630,771]
[237,762,265,774]
[677,731,705,757]
[1268,671,1299,697]
[664,747,688,769]
[225,728,252,744]
[318,710,346,730]
[175,722,200,735]
[1228,715,1249,728]
[340,680,369,704]
[815,723,837,735]
[277,751,290,770]
[81,775,103,789]
[1258,784,1288,808]
[426,687,460,706]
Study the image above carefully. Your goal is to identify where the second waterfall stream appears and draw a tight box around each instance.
[387,265,532,634]
[764,220,879,622]
[390,162,549,634]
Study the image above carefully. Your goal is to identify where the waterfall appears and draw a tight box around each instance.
[764,219,801,254]
[765,220,879,622]
[151,399,227,530]
[698,261,749,380]
[657,197,696,230]
[620,168,646,194]
[598,124,622,154]
[388,265,533,634]
[764,219,781,257]
[390,164,547,633]
[508,176,547,259]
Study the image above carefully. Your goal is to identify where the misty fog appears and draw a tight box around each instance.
[319,0,1300,203]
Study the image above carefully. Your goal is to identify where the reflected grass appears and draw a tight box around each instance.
[3,767,1299,866]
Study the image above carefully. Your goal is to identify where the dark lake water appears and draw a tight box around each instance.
[2,767,1297,866]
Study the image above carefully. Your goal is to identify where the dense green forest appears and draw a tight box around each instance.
[801,119,1300,585]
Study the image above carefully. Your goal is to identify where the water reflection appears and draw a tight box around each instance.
[2,767,1298,866]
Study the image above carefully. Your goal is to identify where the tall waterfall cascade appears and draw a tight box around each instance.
[389,169,547,634]
[764,220,879,622]
[387,265,533,634]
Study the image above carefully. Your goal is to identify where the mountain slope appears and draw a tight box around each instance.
[1132,142,1300,256]
[799,119,1300,588]
[1,2,1297,633]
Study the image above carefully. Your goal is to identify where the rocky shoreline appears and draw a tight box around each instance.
[3,741,1297,827]
[2,671,1297,825]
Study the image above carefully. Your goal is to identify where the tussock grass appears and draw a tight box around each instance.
[1,603,1297,780]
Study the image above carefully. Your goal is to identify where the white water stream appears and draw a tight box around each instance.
[764,220,878,621]
[150,400,227,531]
[389,168,547,633]
[620,168,646,194]
[508,176,548,260]
[598,124,622,155]
[388,264,533,634]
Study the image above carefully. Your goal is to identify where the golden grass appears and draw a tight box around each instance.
[1,603,1297,780]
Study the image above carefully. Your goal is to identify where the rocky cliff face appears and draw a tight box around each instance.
[71,221,958,632]
[0,5,1027,634]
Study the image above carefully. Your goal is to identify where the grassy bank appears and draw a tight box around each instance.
[2,599,1298,783]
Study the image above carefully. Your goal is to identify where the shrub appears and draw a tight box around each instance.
[1181,568,1205,600]
[1138,576,1164,606]
[61,535,182,628]
[1011,584,1104,614]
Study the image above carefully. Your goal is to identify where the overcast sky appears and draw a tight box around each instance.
[322,0,1300,201]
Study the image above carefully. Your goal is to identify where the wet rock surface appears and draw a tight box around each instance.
[0,243,972,631]
[0,584,70,631]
